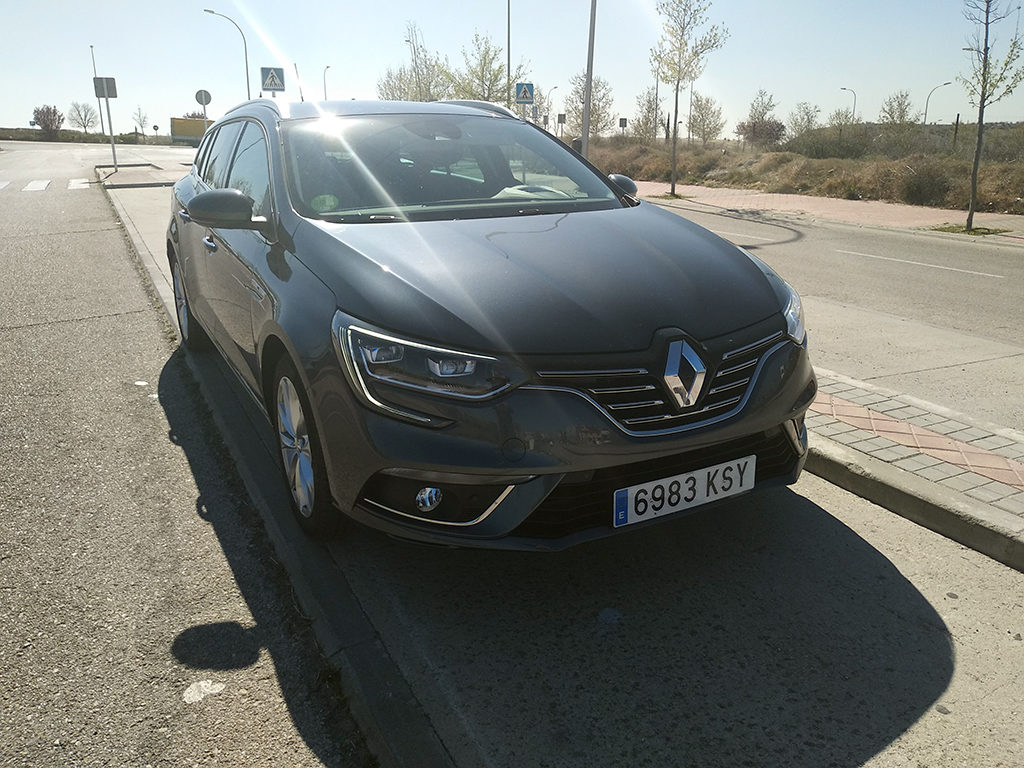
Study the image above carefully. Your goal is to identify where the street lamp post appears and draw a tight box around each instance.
[923,81,952,124]
[507,0,512,108]
[89,45,106,136]
[323,65,331,100]
[840,86,857,121]
[204,9,251,100]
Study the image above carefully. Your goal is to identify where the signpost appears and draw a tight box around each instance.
[93,76,118,171]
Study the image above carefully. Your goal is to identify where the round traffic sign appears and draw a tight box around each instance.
[195,90,212,106]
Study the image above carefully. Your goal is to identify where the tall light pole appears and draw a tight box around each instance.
[580,0,597,158]
[922,80,952,124]
[89,45,106,136]
[204,9,251,100]
[404,35,422,100]
[323,65,331,100]
[840,86,856,121]
[507,0,512,108]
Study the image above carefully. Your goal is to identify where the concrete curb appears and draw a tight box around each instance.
[807,434,1024,573]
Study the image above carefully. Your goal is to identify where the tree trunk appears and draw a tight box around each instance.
[967,102,985,231]
[670,78,680,196]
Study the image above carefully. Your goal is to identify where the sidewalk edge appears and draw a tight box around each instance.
[807,433,1024,573]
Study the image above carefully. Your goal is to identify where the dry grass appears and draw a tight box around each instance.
[589,134,1024,215]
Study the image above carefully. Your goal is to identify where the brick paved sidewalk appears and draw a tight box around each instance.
[636,180,1023,237]
[805,369,1024,572]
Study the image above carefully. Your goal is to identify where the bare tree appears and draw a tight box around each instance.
[565,72,615,137]
[878,90,917,124]
[827,107,855,128]
[32,105,64,139]
[68,102,99,133]
[651,0,728,194]
[687,91,725,146]
[132,106,149,143]
[786,102,820,138]
[960,0,1024,229]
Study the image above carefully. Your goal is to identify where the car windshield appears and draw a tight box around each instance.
[281,112,624,223]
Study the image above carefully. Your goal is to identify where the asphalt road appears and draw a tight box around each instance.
[0,142,373,766]
[3,141,1023,767]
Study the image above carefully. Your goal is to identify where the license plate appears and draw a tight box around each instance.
[613,455,756,527]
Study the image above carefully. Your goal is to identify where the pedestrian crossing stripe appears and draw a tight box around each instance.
[23,179,50,191]
[0,181,8,191]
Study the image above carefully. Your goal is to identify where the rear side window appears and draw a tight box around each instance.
[226,121,272,218]
[201,121,243,189]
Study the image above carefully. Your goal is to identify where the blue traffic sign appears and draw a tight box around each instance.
[515,82,534,105]
[261,67,285,92]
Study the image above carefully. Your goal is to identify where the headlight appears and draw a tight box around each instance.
[333,312,524,421]
[782,281,806,344]
[738,248,807,345]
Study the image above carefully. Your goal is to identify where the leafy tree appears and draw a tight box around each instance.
[786,101,820,138]
[631,85,663,144]
[878,90,917,124]
[651,0,728,194]
[68,101,98,133]
[565,71,615,137]
[32,105,64,139]
[377,22,453,102]
[960,0,1024,229]
[735,89,785,147]
[687,91,725,145]
[444,31,527,105]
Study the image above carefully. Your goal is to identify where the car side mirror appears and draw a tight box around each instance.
[608,173,638,197]
[187,188,270,235]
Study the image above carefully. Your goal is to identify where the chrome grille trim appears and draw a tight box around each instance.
[607,399,665,410]
[536,367,648,378]
[722,330,784,360]
[522,338,790,437]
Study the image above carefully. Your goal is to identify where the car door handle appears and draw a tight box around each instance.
[178,209,192,223]
[202,236,218,252]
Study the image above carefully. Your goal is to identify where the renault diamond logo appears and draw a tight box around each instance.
[664,340,706,409]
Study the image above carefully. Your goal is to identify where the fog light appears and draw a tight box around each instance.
[416,487,443,513]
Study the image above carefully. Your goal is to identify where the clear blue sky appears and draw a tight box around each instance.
[5,0,1022,136]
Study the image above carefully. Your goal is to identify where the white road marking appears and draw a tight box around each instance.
[68,178,90,190]
[836,249,1004,279]
[712,229,776,242]
[22,179,50,192]
[0,181,9,191]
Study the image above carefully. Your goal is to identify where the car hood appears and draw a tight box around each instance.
[298,203,782,354]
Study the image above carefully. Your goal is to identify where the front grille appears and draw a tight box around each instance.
[511,427,798,540]
[534,331,784,434]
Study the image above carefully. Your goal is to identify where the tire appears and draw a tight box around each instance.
[272,356,338,537]
[171,256,210,351]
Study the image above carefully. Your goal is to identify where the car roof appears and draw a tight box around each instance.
[221,99,521,122]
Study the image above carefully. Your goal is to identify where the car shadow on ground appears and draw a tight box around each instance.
[332,480,955,767]
[156,348,369,767]
[161,341,955,768]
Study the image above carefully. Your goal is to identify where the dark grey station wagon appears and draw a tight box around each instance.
[167,99,815,550]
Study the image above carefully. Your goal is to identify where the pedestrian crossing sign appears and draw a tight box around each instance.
[515,82,534,105]
[261,67,285,92]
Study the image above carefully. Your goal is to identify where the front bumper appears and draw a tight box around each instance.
[312,334,816,550]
